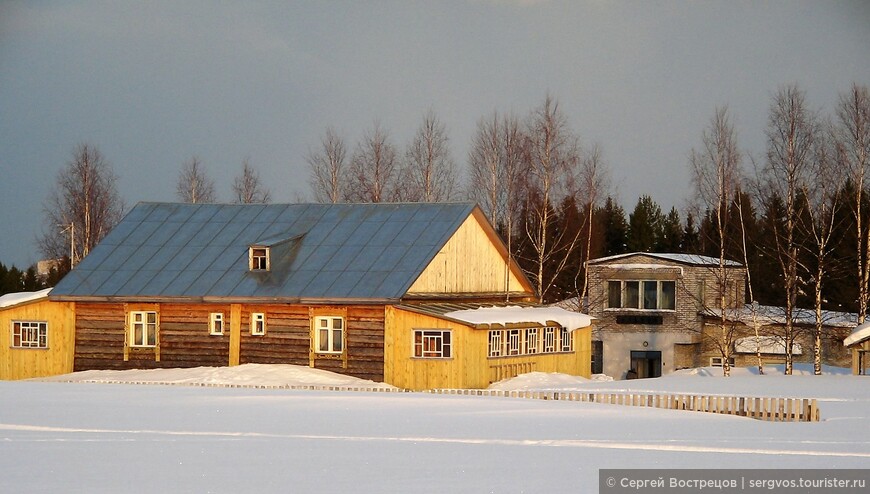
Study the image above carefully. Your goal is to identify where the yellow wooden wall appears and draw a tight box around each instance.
[385,306,485,390]
[385,306,592,390]
[0,299,75,380]
[407,210,532,295]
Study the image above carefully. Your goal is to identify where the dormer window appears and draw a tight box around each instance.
[249,246,270,271]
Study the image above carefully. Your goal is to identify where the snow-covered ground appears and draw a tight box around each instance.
[2,364,868,493]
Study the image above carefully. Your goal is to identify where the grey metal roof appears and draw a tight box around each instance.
[51,202,477,301]
[588,252,742,268]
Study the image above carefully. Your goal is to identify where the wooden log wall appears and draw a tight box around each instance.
[74,302,385,382]
[238,305,385,381]
[239,305,311,366]
[158,304,230,367]
[74,302,127,371]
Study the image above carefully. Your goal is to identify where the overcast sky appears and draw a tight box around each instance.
[1,1,868,269]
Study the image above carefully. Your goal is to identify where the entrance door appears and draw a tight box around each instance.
[630,350,662,379]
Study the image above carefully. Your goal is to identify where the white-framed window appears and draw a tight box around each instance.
[507,329,522,356]
[209,312,224,335]
[559,328,572,352]
[315,316,343,354]
[607,280,676,311]
[526,328,539,355]
[710,357,735,367]
[413,329,452,358]
[249,246,270,271]
[487,326,570,358]
[488,331,502,357]
[129,311,158,347]
[251,312,266,336]
[543,327,556,353]
[11,321,48,349]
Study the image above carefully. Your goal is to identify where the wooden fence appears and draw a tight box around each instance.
[423,389,821,422]
[56,379,820,422]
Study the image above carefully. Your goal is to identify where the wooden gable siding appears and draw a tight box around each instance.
[0,299,75,380]
[407,210,531,296]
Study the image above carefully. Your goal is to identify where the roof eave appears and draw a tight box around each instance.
[49,295,400,306]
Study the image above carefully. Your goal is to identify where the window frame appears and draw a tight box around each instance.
[129,311,158,348]
[314,316,344,355]
[526,328,539,355]
[710,357,735,367]
[607,279,677,311]
[11,321,48,349]
[249,246,270,271]
[488,330,503,357]
[209,312,224,336]
[559,327,572,352]
[507,329,522,356]
[251,312,266,336]
[487,326,572,358]
[543,327,556,353]
[412,329,452,359]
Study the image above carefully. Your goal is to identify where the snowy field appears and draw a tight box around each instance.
[2,365,868,493]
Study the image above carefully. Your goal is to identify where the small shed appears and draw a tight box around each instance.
[845,322,870,375]
[0,289,76,380]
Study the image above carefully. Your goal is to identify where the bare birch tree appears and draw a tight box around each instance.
[176,157,216,204]
[520,95,583,303]
[467,112,526,299]
[467,112,524,231]
[344,122,399,203]
[403,110,458,202]
[835,83,870,324]
[801,124,846,375]
[761,84,816,375]
[467,112,503,226]
[39,143,125,265]
[690,106,743,376]
[232,159,272,204]
[306,127,347,204]
[577,143,609,303]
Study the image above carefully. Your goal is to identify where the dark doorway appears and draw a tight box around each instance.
[630,350,662,379]
[592,341,603,374]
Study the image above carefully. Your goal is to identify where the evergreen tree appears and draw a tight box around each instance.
[627,195,664,252]
[22,266,41,292]
[682,212,700,253]
[597,196,628,256]
[658,207,684,252]
[755,193,788,306]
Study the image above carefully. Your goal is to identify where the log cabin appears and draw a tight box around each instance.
[46,202,593,389]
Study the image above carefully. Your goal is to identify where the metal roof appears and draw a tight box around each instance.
[587,252,742,268]
[51,202,477,301]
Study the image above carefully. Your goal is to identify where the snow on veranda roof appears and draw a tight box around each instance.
[0,288,52,309]
[844,321,870,347]
[443,306,594,331]
[587,252,742,268]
